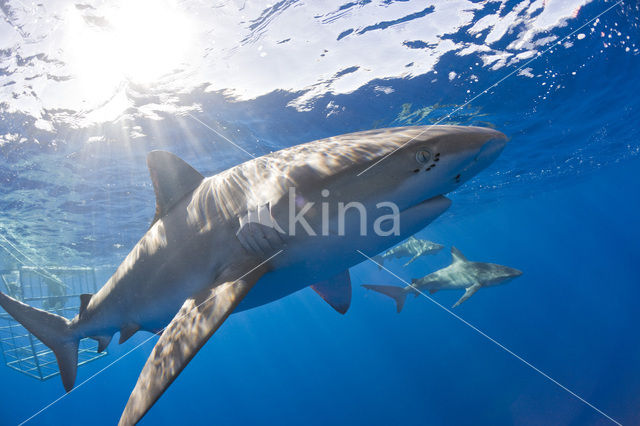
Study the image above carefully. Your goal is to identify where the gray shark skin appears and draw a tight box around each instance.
[363,246,522,312]
[372,236,444,268]
[0,125,507,425]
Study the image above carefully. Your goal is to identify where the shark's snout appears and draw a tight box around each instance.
[503,267,523,280]
[453,131,507,185]
[476,133,508,164]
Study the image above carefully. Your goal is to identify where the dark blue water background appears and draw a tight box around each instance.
[0,1,639,425]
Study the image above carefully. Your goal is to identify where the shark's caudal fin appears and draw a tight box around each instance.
[0,291,79,391]
[362,284,407,313]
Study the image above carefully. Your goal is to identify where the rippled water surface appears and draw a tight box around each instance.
[0,1,639,425]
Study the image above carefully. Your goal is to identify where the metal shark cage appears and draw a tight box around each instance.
[0,266,106,381]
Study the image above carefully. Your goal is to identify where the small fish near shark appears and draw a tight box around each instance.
[363,247,522,312]
[0,125,507,424]
[372,235,444,268]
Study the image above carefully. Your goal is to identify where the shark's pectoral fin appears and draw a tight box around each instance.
[452,283,481,308]
[429,289,438,295]
[310,270,351,314]
[119,270,263,426]
[403,253,421,267]
[372,255,384,270]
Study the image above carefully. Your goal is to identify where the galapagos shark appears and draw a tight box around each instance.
[363,247,522,312]
[372,236,444,268]
[0,125,507,424]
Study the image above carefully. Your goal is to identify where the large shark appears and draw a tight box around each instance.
[372,235,444,268]
[0,125,506,424]
[363,247,522,312]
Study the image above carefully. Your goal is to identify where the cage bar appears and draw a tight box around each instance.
[0,266,107,381]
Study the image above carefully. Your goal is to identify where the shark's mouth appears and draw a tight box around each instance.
[392,194,452,238]
[402,194,452,213]
[398,195,452,226]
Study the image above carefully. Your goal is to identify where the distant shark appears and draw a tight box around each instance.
[372,236,444,268]
[364,247,522,311]
[0,125,506,424]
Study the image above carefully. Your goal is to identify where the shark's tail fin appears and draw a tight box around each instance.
[362,284,407,313]
[0,291,79,392]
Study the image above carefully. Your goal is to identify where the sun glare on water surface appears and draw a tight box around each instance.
[65,0,193,102]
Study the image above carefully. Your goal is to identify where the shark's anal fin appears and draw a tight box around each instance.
[453,283,481,308]
[118,269,264,426]
[310,270,351,314]
[147,151,204,227]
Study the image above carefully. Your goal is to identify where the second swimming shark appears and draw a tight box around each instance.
[372,236,444,268]
[363,247,522,311]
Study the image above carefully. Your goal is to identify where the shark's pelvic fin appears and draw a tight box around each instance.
[362,284,407,313]
[119,323,140,344]
[119,268,264,426]
[0,291,79,392]
[451,246,468,263]
[453,283,481,308]
[147,151,204,226]
[310,270,352,314]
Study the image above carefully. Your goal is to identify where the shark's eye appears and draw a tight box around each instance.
[415,150,431,165]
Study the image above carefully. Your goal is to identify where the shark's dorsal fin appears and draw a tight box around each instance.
[451,246,467,263]
[147,151,204,226]
[79,294,92,316]
[310,270,352,314]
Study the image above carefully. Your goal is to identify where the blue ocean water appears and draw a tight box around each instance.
[0,1,639,425]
